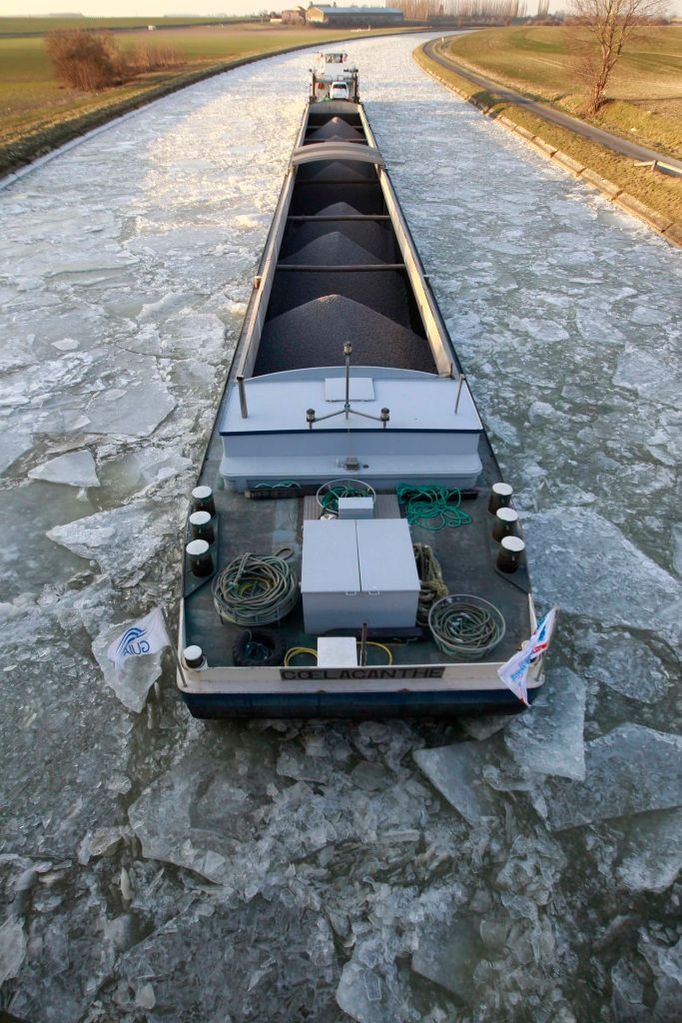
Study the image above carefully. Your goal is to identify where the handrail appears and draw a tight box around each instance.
[291,142,385,167]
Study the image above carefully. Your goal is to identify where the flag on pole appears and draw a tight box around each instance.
[497,608,558,706]
[107,607,170,672]
[527,607,557,662]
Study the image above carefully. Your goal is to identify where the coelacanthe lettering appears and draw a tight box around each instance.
[280,667,445,681]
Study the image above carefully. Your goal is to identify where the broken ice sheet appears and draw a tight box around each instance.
[540,724,682,831]
[336,939,409,1023]
[504,668,586,780]
[127,737,347,891]
[413,742,498,824]
[611,957,649,1023]
[614,808,682,894]
[0,916,27,985]
[97,446,193,502]
[8,889,119,1023]
[114,897,338,1022]
[47,500,177,582]
[411,911,483,1003]
[29,449,100,488]
[84,374,176,439]
[639,935,682,1022]
[92,619,164,714]
[524,508,682,648]
[0,430,32,475]
[575,628,672,704]
[78,825,130,865]
[614,344,681,411]
[158,311,227,363]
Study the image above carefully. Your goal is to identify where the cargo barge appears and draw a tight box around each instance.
[177,53,549,718]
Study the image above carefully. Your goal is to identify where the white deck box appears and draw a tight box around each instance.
[302,518,419,635]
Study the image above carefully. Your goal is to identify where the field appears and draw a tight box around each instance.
[0,16,243,34]
[446,25,682,159]
[0,22,402,177]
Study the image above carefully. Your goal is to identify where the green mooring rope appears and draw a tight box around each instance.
[252,479,301,491]
[397,483,472,531]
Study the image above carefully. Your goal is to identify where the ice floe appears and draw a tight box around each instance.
[413,742,498,824]
[0,916,26,986]
[504,668,586,780]
[411,909,482,1002]
[575,628,672,703]
[524,508,682,647]
[614,345,681,411]
[540,724,682,831]
[47,500,178,581]
[29,449,100,488]
[84,374,176,439]
[615,809,682,893]
[0,431,32,474]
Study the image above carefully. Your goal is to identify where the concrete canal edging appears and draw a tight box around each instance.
[414,47,682,250]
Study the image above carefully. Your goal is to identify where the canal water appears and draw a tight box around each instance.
[1,33,680,1023]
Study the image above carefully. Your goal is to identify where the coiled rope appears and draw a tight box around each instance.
[413,543,449,626]
[428,595,505,661]
[397,484,471,531]
[212,553,298,626]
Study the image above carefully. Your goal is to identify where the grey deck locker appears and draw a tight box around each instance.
[302,518,419,634]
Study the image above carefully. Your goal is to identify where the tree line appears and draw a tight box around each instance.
[395,0,527,20]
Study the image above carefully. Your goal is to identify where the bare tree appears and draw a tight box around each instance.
[570,0,669,115]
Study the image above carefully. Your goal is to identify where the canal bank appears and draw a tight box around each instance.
[415,42,682,249]
[0,27,416,183]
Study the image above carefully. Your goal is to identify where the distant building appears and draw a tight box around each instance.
[306,5,405,27]
[282,6,307,23]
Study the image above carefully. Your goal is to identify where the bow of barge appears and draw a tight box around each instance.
[177,56,547,718]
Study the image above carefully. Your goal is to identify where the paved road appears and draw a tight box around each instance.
[423,38,682,174]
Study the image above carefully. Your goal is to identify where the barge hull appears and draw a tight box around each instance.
[177,60,547,719]
[181,687,540,719]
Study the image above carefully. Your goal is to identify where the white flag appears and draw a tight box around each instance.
[497,608,558,706]
[107,607,169,672]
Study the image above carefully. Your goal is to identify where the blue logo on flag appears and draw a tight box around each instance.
[115,626,151,660]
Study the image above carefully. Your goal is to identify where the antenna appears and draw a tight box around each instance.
[305,344,390,430]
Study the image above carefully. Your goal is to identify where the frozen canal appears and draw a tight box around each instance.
[1,32,680,1023]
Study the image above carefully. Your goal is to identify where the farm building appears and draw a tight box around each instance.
[306,5,405,26]
[282,7,307,23]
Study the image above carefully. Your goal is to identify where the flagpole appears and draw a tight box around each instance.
[161,609,190,691]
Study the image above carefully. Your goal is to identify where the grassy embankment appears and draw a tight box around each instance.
[0,21,404,178]
[0,16,240,34]
[417,26,682,226]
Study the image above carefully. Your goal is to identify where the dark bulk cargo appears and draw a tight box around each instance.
[176,53,557,718]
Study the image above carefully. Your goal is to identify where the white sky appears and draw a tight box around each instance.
[4,0,680,19]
